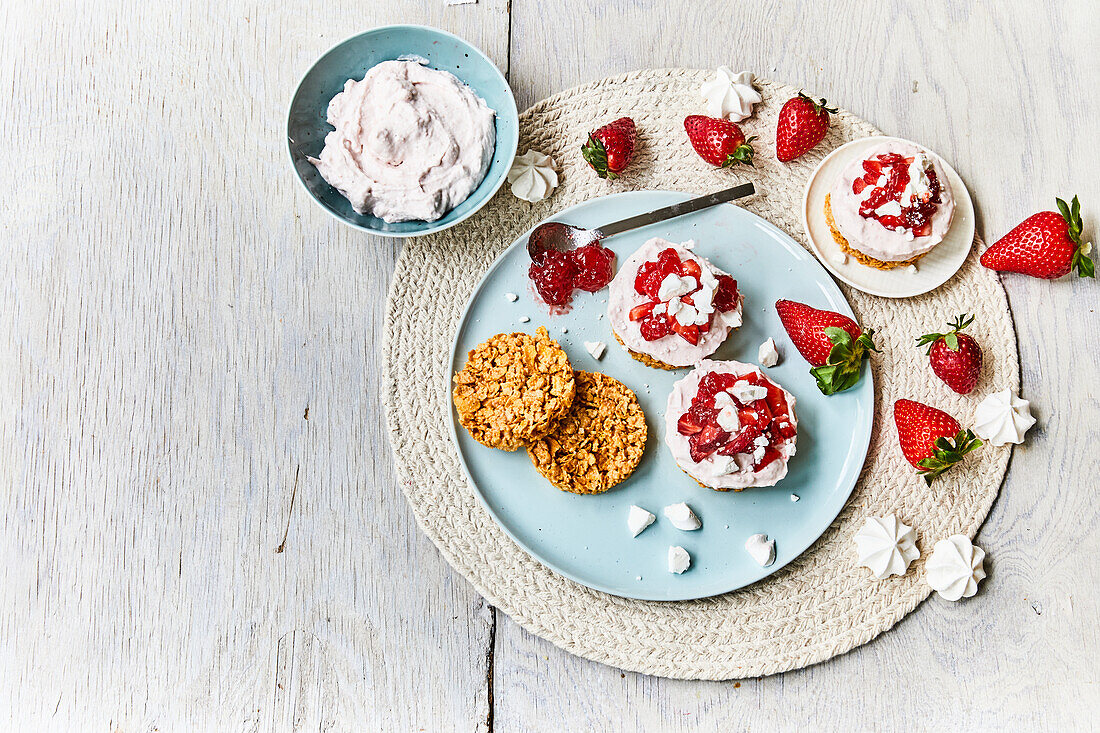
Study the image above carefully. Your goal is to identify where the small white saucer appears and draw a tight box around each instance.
[801,136,975,298]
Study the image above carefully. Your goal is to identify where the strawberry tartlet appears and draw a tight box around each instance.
[607,238,743,369]
[665,360,797,490]
[825,141,955,269]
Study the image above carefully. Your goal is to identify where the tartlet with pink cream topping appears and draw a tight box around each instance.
[665,360,798,490]
[607,238,744,369]
[825,140,955,269]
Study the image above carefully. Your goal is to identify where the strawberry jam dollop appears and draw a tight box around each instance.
[528,241,615,307]
[628,247,739,345]
[675,370,795,469]
[851,152,943,237]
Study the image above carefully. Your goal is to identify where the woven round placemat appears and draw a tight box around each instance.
[382,69,1016,680]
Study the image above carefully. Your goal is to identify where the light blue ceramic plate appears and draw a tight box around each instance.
[449,191,874,601]
[287,25,519,237]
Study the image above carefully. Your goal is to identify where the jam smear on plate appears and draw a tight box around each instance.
[627,247,739,345]
[675,371,795,468]
[851,152,942,237]
[527,224,615,307]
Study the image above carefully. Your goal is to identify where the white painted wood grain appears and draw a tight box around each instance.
[2,0,1099,729]
[0,0,508,730]
[495,0,1100,730]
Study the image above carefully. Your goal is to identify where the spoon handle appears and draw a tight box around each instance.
[595,182,756,238]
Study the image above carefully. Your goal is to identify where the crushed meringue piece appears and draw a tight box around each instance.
[504,292,518,302]
[663,502,702,531]
[668,546,691,574]
[758,337,780,367]
[584,341,607,360]
[745,533,776,567]
[627,505,656,538]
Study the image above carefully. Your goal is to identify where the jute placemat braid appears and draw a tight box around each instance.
[383,69,1015,679]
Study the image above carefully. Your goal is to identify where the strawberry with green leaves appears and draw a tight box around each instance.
[980,196,1093,279]
[775,299,878,395]
[684,115,755,167]
[581,117,636,179]
[894,399,982,484]
[916,314,984,394]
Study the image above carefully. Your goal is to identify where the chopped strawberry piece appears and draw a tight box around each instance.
[677,412,704,435]
[754,446,782,470]
[717,423,763,455]
[629,302,655,321]
[634,261,663,299]
[863,159,882,175]
[712,275,739,312]
[689,422,729,462]
[852,178,868,195]
[657,248,681,274]
[681,259,702,279]
[670,320,700,345]
[639,314,673,341]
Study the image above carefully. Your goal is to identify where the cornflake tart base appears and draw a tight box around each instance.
[452,327,575,451]
[527,371,647,494]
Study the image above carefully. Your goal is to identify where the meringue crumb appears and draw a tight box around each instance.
[790,494,800,502]
[584,341,607,360]
[504,292,518,302]
[518,316,530,323]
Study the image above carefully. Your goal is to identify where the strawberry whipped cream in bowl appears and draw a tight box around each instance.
[607,238,743,369]
[665,360,798,490]
[288,26,519,237]
[826,140,955,268]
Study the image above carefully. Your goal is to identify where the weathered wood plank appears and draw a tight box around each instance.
[0,0,508,729]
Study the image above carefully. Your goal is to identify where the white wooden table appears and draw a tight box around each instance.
[3,1,1098,730]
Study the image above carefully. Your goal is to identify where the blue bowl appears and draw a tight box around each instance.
[287,26,519,237]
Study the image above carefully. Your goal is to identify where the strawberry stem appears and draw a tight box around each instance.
[916,429,983,484]
[915,314,975,354]
[809,327,879,395]
[581,136,617,180]
[1058,195,1094,278]
[722,136,756,168]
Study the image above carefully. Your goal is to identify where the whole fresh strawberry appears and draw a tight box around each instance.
[581,117,636,179]
[915,314,983,394]
[684,115,755,167]
[893,399,983,484]
[775,299,878,395]
[980,196,1093,278]
[775,92,837,162]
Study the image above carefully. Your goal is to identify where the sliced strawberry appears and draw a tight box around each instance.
[712,275,739,312]
[677,412,704,435]
[718,423,763,455]
[754,446,782,470]
[629,302,655,321]
[670,320,700,345]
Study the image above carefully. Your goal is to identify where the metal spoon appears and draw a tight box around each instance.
[527,182,756,259]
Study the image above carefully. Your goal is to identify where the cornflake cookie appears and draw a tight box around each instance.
[452,327,575,451]
[527,371,648,494]
[825,194,923,271]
